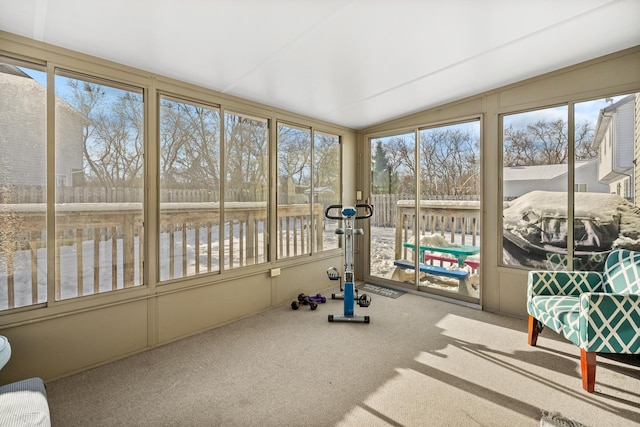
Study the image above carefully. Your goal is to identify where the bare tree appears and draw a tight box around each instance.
[66,80,144,187]
[420,128,479,196]
[575,120,598,160]
[503,118,595,167]
[159,98,191,187]
[225,113,268,201]
[181,104,220,186]
[278,126,311,186]
[313,133,339,192]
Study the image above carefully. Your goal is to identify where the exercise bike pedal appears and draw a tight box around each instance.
[357,293,371,308]
[326,267,341,281]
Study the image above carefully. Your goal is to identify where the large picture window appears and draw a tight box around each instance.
[501,94,640,271]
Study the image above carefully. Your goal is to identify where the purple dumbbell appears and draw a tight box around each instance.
[307,293,326,304]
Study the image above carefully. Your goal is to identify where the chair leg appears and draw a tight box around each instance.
[580,349,596,393]
[527,315,539,346]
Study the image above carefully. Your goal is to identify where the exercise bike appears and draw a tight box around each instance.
[325,203,373,323]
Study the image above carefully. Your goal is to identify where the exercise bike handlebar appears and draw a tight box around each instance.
[324,203,374,220]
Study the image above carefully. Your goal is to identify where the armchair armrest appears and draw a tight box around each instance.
[579,293,640,353]
[528,270,603,298]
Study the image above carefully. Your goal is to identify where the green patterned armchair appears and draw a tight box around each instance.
[527,249,640,392]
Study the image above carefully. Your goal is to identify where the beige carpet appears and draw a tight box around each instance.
[47,287,640,426]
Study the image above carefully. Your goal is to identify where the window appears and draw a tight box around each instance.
[0,59,47,310]
[313,131,340,251]
[277,124,312,258]
[369,131,416,281]
[502,106,569,269]
[277,124,338,258]
[224,111,269,268]
[159,95,220,280]
[502,94,639,271]
[55,71,144,299]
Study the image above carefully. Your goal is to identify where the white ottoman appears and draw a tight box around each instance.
[0,336,51,426]
[0,335,10,370]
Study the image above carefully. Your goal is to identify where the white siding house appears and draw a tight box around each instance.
[593,94,636,199]
[0,65,85,187]
[503,159,608,199]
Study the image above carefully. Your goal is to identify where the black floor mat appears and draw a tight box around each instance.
[356,283,406,299]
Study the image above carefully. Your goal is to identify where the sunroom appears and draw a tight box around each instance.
[0,1,639,425]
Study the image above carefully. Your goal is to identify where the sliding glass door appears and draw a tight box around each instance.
[368,119,481,303]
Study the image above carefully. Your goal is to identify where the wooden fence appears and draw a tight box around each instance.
[394,199,481,261]
[0,185,221,204]
[370,193,479,228]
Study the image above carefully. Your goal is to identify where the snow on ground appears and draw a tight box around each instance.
[369,226,480,298]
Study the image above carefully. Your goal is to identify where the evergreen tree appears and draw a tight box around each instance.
[372,140,391,193]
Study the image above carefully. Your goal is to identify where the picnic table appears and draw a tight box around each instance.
[402,242,480,268]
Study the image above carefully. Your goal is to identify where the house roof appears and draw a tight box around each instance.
[0,63,29,78]
[503,161,591,182]
[592,94,637,148]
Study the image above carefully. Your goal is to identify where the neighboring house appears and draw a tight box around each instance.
[0,64,85,187]
[304,186,335,203]
[592,94,637,200]
[503,159,608,199]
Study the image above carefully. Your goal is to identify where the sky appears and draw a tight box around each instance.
[19,65,136,103]
[503,95,628,130]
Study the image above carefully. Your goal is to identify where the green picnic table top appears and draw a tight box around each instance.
[402,242,480,266]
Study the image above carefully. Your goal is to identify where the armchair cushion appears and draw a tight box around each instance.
[529,296,581,345]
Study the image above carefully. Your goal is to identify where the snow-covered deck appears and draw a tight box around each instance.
[0,202,323,310]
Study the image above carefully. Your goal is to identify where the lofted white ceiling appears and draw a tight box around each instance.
[1,0,639,130]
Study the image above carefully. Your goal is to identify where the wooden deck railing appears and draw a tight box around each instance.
[0,203,322,310]
[395,199,480,261]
